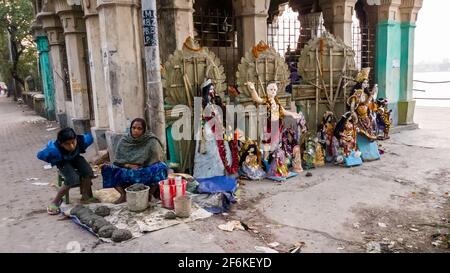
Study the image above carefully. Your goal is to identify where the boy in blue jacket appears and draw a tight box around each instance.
[37,128,97,215]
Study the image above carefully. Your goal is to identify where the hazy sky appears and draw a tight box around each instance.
[414,0,450,64]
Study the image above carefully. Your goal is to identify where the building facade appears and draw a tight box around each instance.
[31,0,422,154]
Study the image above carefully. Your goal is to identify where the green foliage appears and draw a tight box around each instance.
[0,0,38,89]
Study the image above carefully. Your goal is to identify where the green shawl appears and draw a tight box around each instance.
[114,133,165,167]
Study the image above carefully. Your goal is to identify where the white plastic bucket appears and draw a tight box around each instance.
[125,185,150,212]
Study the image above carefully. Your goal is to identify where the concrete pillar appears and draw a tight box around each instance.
[82,0,109,150]
[36,35,57,121]
[373,0,402,125]
[233,0,270,58]
[97,0,145,158]
[40,13,68,128]
[398,0,422,125]
[319,0,357,46]
[55,0,91,133]
[157,0,194,63]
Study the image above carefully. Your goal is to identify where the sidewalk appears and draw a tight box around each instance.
[1,94,449,253]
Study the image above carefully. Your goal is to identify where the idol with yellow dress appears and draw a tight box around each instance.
[347,68,381,162]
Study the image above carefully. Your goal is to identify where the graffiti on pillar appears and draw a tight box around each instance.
[142,9,157,47]
[112,96,122,106]
[71,78,87,93]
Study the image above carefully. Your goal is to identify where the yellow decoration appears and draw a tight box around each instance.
[356,67,371,83]
[314,144,325,167]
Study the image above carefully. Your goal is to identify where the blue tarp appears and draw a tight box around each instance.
[194,176,238,214]
[196,176,238,194]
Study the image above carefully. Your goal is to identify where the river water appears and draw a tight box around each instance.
[413,71,450,107]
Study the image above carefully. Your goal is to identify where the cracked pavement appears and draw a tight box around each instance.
[0,94,449,253]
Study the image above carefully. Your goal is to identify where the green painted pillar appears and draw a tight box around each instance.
[376,20,402,125]
[36,36,56,120]
[398,22,417,125]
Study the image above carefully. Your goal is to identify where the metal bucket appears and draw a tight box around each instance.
[125,185,150,212]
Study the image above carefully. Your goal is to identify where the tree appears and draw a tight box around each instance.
[0,0,38,99]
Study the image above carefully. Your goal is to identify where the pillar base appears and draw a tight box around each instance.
[72,118,91,134]
[105,131,125,163]
[57,113,68,128]
[91,127,109,151]
[47,109,56,121]
[398,100,416,125]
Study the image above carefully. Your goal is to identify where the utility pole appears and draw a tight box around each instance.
[142,0,166,149]
[6,30,17,99]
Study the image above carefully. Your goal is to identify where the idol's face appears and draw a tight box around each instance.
[209,85,216,99]
[362,80,369,90]
[267,83,278,99]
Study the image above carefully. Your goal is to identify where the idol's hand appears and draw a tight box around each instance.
[245,81,256,90]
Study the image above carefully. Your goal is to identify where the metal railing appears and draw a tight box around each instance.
[193,8,239,86]
[413,79,450,100]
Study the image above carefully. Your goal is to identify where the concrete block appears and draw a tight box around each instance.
[57,113,68,129]
[105,131,125,163]
[91,127,108,151]
[72,118,91,134]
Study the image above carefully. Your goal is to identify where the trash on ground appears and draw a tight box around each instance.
[239,221,250,230]
[431,240,442,247]
[366,241,381,253]
[26,178,39,181]
[46,127,58,131]
[267,242,280,248]
[32,182,49,186]
[255,246,278,253]
[218,220,245,232]
[378,222,387,228]
[388,241,396,249]
[288,241,305,253]
[43,165,52,170]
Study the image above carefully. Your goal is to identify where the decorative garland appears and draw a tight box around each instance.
[216,138,239,175]
[252,42,270,58]
[204,114,239,175]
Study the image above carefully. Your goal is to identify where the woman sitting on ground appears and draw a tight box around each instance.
[102,118,168,204]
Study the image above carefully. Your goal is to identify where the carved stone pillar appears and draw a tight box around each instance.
[233,0,271,58]
[319,0,357,46]
[55,0,91,133]
[157,0,194,63]
[82,0,109,150]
